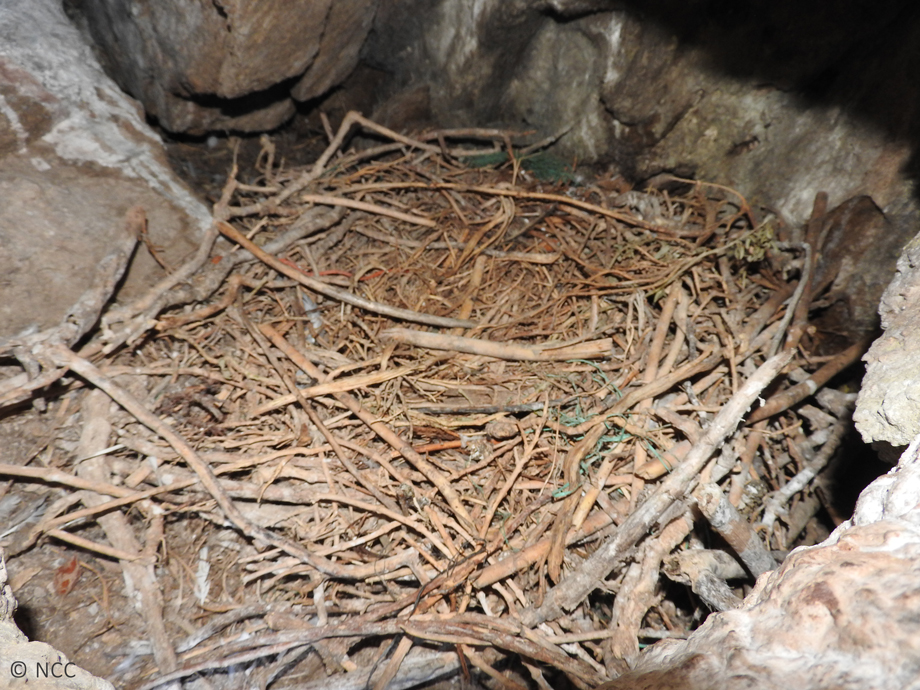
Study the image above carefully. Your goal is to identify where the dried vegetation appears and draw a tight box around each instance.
[0,113,867,689]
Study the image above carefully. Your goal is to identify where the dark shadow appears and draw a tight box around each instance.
[182,76,300,124]
[142,76,300,139]
[821,424,892,520]
[603,0,920,179]
[13,604,38,641]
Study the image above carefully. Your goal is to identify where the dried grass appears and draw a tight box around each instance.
[0,114,864,689]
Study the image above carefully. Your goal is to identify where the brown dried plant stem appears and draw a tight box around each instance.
[522,349,793,626]
[695,482,776,577]
[554,347,720,437]
[259,323,475,531]
[382,328,613,361]
[746,337,869,423]
[236,305,403,516]
[47,345,411,580]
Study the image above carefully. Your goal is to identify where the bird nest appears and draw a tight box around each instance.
[0,113,865,689]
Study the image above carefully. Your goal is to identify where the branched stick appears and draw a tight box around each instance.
[521,349,793,626]
[47,345,413,580]
[219,221,475,329]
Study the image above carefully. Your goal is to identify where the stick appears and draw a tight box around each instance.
[551,347,720,436]
[252,365,416,415]
[695,482,776,577]
[746,338,868,423]
[300,194,435,227]
[382,328,612,361]
[521,349,793,626]
[260,324,475,531]
[218,221,475,329]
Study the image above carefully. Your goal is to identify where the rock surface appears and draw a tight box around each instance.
[365,0,920,446]
[0,0,210,339]
[598,434,920,690]
[855,232,920,446]
[0,549,114,689]
[74,0,377,134]
[368,1,916,228]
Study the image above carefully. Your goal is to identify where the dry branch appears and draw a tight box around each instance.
[522,349,793,626]
[0,113,848,687]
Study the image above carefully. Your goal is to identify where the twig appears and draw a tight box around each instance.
[300,194,435,227]
[252,365,416,415]
[768,241,811,357]
[695,482,776,577]
[480,423,541,539]
[747,338,869,423]
[99,201,346,355]
[474,493,627,588]
[662,549,745,612]
[260,323,475,531]
[522,349,793,626]
[312,111,440,177]
[74,390,178,675]
[552,347,720,436]
[606,515,693,667]
[236,303,404,516]
[219,221,475,329]
[784,192,828,350]
[46,529,139,562]
[382,328,612,361]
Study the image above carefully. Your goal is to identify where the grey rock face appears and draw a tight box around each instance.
[369,1,915,227]
[0,0,209,339]
[855,232,920,446]
[76,0,376,134]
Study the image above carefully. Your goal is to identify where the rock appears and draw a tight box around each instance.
[597,437,920,690]
[0,549,114,689]
[808,196,909,339]
[367,1,917,227]
[0,0,210,340]
[291,0,377,103]
[855,227,920,446]
[75,0,377,134]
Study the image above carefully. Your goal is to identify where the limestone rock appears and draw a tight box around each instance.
[76,0,376,134]
[0,0,210,339]
[368,1,916,227]
[291,0,377,103]
[855,229,920,446]
[598,437,920,690]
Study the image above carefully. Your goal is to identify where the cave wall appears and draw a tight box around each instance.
[0,0,210,341]
[365,1,918,227]
[70,0,376,134]
[363,0,920,448]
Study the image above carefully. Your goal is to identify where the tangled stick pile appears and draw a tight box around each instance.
[0,114,865,689]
